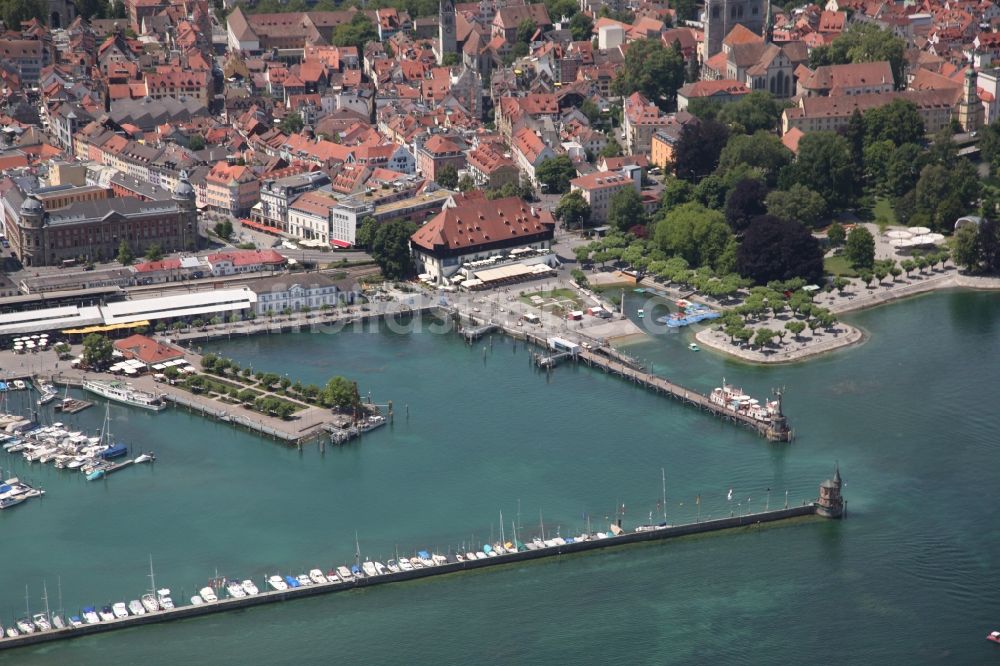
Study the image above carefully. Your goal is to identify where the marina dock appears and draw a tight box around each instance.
[452,311,793,442]
[0,472,843,652]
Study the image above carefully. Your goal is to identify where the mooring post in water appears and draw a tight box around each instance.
[405,404,410,420]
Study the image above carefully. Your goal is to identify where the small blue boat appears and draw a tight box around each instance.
[417,550,431,560]
[100,444,129,460]
[284,575,300,588]
[350,564,361,576]
[86,470,104,481]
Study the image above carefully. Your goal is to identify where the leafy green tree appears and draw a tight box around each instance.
[736,216,824,285]
[332,13,378,52]
[323,376,361,410]
[715,91,787,134]
[214,219,233,240]
[724,178,768,233]
[652,202,733,270]
[844,226,875,269]
[863,99,924,147]
[116,239,134,265]
[754,327,776,348]
[82,334,113,368]
[568,11,592,40]
[188,134,206,151]
[535,155,577,194]
[716,131,791,186]
[788,131,857,210]
[436,164,458,189]
[279,112,304,134]
[371,219,419,280]
[554,190,591,229]
[516,18,536,43]
[765,185,828,228]
[952,223,980,271]
[827,221,846,246]
[607,187,646,232]
[913,161,980,231]
[674,118,729,182]
[441,52,460,66]
[457,174,475,192]
[884,143,926,198]
[145,243,163,261]
[610,39,685,111]
[693,174,728,210]
[980,121,1000,169]
[660,177,693,209]
[1,0,45,28]
[356,216,378,250]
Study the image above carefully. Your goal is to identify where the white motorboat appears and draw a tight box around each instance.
[51,615,65,629]
[224,582,244,599]
[361,561,378,577]
[82,608,100,624]
[134,453,156,464]
[267,575,288,591]
[13,380,25,390]
[141,594,159,613]
[16,618,35,634]
[465,552,477,561]
[431,554,448,566]
[190,595,204,606]
[199,586,219,602]
[295,574,312,587]
[6,627,19,638]
[68,616,83,628]
[112,602,129,619]
[374,562,387,575]
[386,560,401,573]
[32,613,51,631]
[156,589,174,610]
[308,569,327,584]
[398,559,414,572]
[336,565,354,581]
[241,580,259,596]
[98,607,115,622]
[128,600,145,616]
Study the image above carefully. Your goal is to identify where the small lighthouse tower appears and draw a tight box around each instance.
[816,465,844,519]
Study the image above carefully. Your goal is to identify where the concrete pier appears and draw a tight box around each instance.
[0,489,839,653]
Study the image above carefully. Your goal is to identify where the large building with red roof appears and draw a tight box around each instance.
[410,193,555,283]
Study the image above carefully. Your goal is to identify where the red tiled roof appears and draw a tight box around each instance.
[113,334,184,365]
[411,194,554,252]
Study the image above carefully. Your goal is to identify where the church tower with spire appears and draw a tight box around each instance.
[957,64,984,133]
[703,0,766,58]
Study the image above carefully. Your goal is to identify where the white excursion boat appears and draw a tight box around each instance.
[190,595,204,606]
[267,575,288,592]
[82,380,166,411]
[241,580,259,596]
[201,586,219,602]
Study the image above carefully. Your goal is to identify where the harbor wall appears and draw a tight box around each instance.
[0,503,818,652]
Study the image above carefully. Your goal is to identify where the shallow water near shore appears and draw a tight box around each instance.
[1,290,999,664]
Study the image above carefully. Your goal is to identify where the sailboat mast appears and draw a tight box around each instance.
[354,531,361,569]
[662,467,667,523]
[57,576,63,617]
[25,584,30,617]
[499,509,504,544]
[539,509,545,541]
[42,580,50,621]
[148,554,156,595]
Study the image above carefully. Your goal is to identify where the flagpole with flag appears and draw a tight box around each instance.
[696,494,701,523]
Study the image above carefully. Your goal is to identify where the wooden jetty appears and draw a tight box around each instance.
[54,398,93,414]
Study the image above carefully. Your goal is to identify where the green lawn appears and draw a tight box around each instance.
[824,254,859,278]
[873,198,898,226]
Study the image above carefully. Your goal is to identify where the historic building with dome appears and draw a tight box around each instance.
[1,174,198,267]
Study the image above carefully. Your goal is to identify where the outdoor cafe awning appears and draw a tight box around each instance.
[62,320,151,335]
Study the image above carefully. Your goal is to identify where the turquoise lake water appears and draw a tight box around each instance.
[1,290,998,664]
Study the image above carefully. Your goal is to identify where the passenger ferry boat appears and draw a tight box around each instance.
[82,380,166,411]
[709,378,781,423]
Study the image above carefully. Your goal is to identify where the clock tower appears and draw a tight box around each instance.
[439,0,457,65]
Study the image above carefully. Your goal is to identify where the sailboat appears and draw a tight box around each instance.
[635,469,671,532]
[141,555,160,613]
[53,384,72,412]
